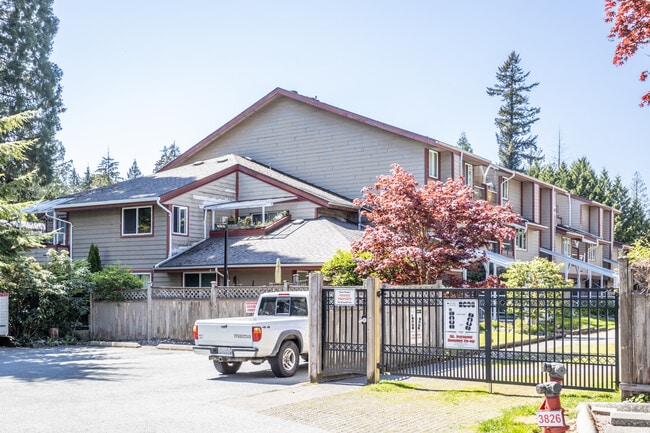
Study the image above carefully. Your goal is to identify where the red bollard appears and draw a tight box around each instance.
[535,362,569,433]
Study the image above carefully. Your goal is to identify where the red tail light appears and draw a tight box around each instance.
[193,325,198,340]
[252,326,262,342]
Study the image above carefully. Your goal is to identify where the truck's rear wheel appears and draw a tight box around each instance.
[213,360,242,374]
[270,341,299,377]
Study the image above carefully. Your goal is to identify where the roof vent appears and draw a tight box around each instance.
[193,161,205,166]
[292,219,304,225]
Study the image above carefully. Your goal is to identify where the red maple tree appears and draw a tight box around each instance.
[605,0,650,107]
[351,164,518,285]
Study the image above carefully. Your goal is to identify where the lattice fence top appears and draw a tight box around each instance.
[92,285,309,302]
[152,287,210,299]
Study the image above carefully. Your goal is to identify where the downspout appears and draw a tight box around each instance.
[46,211,74,259]
[156,200,173,259]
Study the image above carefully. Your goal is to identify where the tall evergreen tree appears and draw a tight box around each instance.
[567,158,597,199]
[592,169,612,205]
[0,0,65,193]
[153,141,181,173]
[456,131,473,153]
[82,165,93,191]
[93,149,120,187]
[486,51,541,171]
[629,171,649,214]
[126,159,142,180]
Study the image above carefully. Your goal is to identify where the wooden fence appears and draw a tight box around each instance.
[618,255,650,399]
[90,284,297,341]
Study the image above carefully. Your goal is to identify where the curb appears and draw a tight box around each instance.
[88,341,141,349]
[576,403,598,433]
[156,344,193,351]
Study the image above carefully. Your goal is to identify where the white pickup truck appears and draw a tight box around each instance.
[192,291,309,377]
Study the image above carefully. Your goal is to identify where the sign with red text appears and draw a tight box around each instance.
[334,289,356,306]
[245,301,257,314]
[443,299,479,350]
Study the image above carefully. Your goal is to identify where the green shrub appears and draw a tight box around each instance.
[89,264,144,301]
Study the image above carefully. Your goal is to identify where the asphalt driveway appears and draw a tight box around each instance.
[0,344,356,433]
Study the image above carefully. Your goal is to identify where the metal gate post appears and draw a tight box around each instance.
[365,277,381,384]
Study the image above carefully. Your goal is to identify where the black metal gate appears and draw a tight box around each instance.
[380,286,618,391]
[321,288,367,375]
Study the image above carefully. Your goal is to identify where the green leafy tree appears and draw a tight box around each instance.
[126,159,142,179]
[153,142,181,173]
[87,243,102,273]
[486,51,542,171]
[456,131,473,152]
[321,249,367,286]
[89,264,144,301]
[0,0,65,193]
[501,258,574,288]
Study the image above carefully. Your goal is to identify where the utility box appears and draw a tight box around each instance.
[0,293,8,336]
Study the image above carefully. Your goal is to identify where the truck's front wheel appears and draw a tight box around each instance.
[270,341,299,377]
[213,360,242,374]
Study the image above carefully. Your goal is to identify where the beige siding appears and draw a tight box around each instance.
[589,206,600,236]
[521,182,534,220]
[556,193,570,226]
[69,207,168,270]
[186,98,426,200]
[515,228,541,262]
[539,189,552,249]
[171,176,236,251]
[603,210,612,241]
[507,179,522,215]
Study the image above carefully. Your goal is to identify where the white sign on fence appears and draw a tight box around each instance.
[0,293,8,336]
[410,308,423,345]
[245,301,257,314]
[443,298,479,350]
[334,289,356,306]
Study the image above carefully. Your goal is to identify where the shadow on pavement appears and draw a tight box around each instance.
[0,346,128,382]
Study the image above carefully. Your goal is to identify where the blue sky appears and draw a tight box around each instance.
[51,1,648,191]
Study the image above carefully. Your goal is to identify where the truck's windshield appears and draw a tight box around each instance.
[258,296,308,316]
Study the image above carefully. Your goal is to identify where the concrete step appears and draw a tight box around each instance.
[610,411,650,427]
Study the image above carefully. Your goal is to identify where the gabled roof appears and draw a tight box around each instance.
[53,154,356,211]
[163,87,493,171]
[155,217,362,269]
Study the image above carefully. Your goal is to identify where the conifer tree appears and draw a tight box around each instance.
[487,51,541,171]
[87,243,102,273]
[456,131,473,153]
[93,149,121,187]
[127,159,142,180]
[0,0,65,192]
[153,142,181,173]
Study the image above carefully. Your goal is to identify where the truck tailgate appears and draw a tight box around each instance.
[194,317,256,347]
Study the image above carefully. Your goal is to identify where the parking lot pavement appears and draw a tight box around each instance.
[0,345,359,433]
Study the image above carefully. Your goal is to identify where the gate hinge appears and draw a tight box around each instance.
[377,289,383,297]
[376,362,383,370]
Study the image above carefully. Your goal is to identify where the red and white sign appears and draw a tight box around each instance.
[0,293,8,336]
[334,289,356,306]
[443,299,479,350]
[536,410,565,427]
[245,301,257,315]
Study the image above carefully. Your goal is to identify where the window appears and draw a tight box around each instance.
[122,206,152,235]
[501,180,509,200]
[562,237,571,256]
[515,228,527,250]
[184,272,216,287]
[428,150,439,179]
[588,245,596,262]
[172,206,188,235]
[53,219,66,245]
[464,163,473,186]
